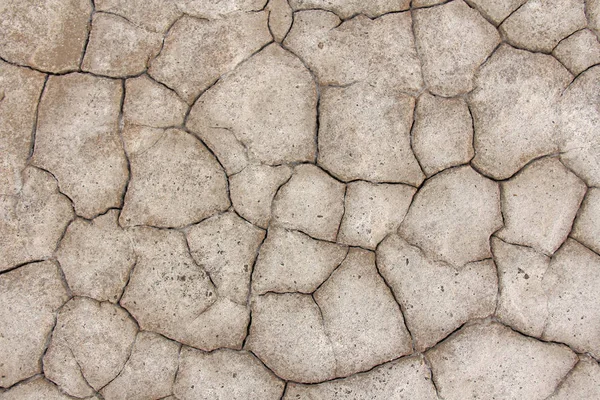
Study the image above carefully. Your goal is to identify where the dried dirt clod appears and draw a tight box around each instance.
[500,0,587,53]
[31,73,128,219]
[318,82,424,186]
[43,297,138,394]
[427,321,578,400]
[0,261,69,388]
[399,165,502,268]
[314,248,413,377]
[0,167,74,271]
[377,234,497,352]
[148,12,272,103]
[0,60,46,196]
[100,331,180,400]
[56,210,135,303]
[284,355,438,400]
[186,44,317,167]
[0,0,91,73]
[413,0,500,97]
[245,293,337,383]
[173,347,285,400]
[81,13,163,78]
[552,29,600,76]
[548,355,600,400]
[271,164,346,242]
[119,128,230,228]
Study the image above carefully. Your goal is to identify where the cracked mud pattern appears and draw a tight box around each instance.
[2,0,600,399]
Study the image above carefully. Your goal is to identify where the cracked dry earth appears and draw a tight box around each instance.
[3,1,600,400]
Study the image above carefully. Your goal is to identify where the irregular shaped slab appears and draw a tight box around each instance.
[148,13,271,103]
[0,167,73,271]
[469,45,572,180]
[500,0,587,53]
[465,0,527,25]
[32,73,128,218]
[267,0,293,42]
[101,332,180,400]
[559,66,600,186]
[378,234,497,351]
[0,261,69,387]
[318,82,423,185]
[124,76,188,128]
[548,355,600,400]
[590,0,600,35]
[246,293,337,383]
[284,355,438,400]
[414,0,500,97]
[543,239,600,357]
[427,322,578,400]
[82,13,162,77]
[553,29,600,75]
[56,210,134,302]
[272,164,345,241]
[44,297,138,392]
[0,61,45,196]
[338,182,415,249]
[497,157,586,255]
[288,0,409,18]
[413,93,474,176]
[314,249,412,376]
[491,238,550,337]
[399,166,502,267]
[230,165,292,227]
[284,11,422,91]
[0,377,83,400]
[187,44,317,166]
[176,0,265,19]
[253,227,347,294]
[572,188,600,254]
[187,211,265,304]
[174,348,284,400]
[121,228,216,342]
[0,0,91,73]
[120,128,229,228]
[95,0,181,33]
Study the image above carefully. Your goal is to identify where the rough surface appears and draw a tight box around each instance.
[553,29,600,75]
[414,0,500,97]
[0,261,69,388]
[412,92,474,177]
[284,355,438,399]
[120,128,230,228]
[500,0,587,53]
[187,44,317,167]
[56,210,134,302]
[338,181,415,249]
[0,0,92,73]
[497,157,586,255]
[0,167,74,271]
[82,13,162,77]
[32,73,128,219]
[5,3,600,397]
[318,82,424,185]
[427,322,578,400]
[469,45,572,180]
[399,166,502,267]
[44,297,138,394]
[314,249,413,376]
[174,347,284,400]
[271,164,346,241]
[148,13,271,103]
[378,234,497,351]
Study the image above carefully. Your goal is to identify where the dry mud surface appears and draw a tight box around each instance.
[2,0,600,399]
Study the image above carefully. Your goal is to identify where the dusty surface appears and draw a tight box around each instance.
[1,0,599,399]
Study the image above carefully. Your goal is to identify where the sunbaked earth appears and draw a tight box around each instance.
[1,0,600,399]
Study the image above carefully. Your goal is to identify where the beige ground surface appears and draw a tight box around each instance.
[1,0,600,399]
